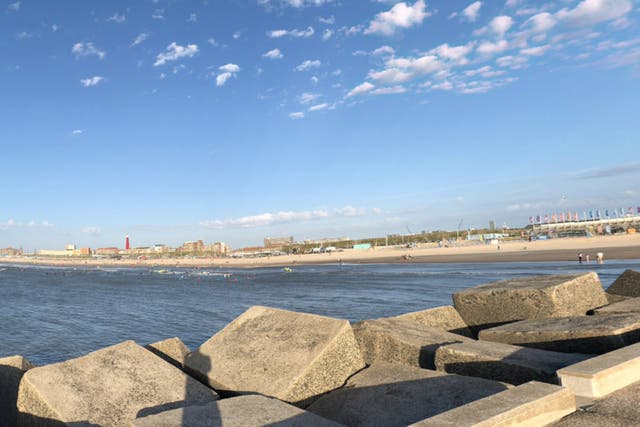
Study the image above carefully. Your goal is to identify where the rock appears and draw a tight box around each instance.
[412,381,576,427]
[479,313,640,354]
[606,292,633,305]
[353,318,472,369]
[595,297,640,315]
[1,355,35,426]
[17,341,218,426]
[131,394,343,427]
[452,273,608,332]
[184,306,365,406]
[607,269,640,298]
[145,337,191,369]
[307,362,509,427]
[434,340,589,385]
[385,306,472,337]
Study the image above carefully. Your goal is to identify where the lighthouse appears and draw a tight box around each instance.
[125,235,130,250]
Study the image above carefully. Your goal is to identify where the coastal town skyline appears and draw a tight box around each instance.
[2,0,640,250]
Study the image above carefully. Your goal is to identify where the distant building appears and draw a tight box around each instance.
[303,237,350,245]
[205,242,230,256]
[489,220,496,230]
[153,244,171,253]
[95,247,120,257]
[0,247,22,256]
[181,240,205,253]
[264,236,294,248]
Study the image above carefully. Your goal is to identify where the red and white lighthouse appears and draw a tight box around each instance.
[125,235,130,250]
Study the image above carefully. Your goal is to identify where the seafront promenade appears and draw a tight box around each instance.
[3,234,639,269]
[2,269,640,425]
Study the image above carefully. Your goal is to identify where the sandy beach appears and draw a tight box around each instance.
[3,234,639,269]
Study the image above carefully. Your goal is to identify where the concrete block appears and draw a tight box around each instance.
[552,411,636,427]
[479,313,640,354]
[307,362,509,427]
[557,342,640,398]
[386,305,473,337]
[585,379,640,422]
[353,318,472,369]
[607,269,640,298]
[453,273,607,331]
[595,297,640,315]
[17,341,218,426]
[605,292,633,305]
[145,337,191,369]
[434,340,588,385]
[132,395,343,427]
[1,355,35,426]
[411,381,576,427]
[184,306,365,406]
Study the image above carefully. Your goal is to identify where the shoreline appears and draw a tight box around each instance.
[3,234,639,269]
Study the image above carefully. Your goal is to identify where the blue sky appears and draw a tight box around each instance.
[1,0,640,251]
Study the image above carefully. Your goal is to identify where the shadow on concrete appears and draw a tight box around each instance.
[489,331,640,354]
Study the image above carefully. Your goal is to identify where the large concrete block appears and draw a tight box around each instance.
[412,381,576,427]
[1,355,35,426]
[132,395,343,427]
[307,362,509,427]
[553,411,635,427]
[17,341,218,426]
[607,269,640,298]
[353,318,472,369]
[478,313,640,354]
[595,297,640,315]
[557,342,640,398]
[453,273,608,331]
[145,337,191,369]
[184,306,365,406]
[434,340,588,385]
[386,305,473,337]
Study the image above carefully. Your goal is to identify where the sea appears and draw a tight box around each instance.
[1,260,639,366]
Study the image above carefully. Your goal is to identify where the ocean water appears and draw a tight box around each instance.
[1,260,638,365]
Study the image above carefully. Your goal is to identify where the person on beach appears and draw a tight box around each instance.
[578,253,583,264]
[596,252,604,264]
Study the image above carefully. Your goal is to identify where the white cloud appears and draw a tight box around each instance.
[201,209,329,228]
[71,129,84,135]
[318,15,335,25]
[259,0,334,8]
[80,76,104,87]
[295,59,321,71]
[82,227,101,235]
[152,9,164,19]
[216,63,241,86]
[368,68,413,84]
[322,29,333,41]
[477,39,509,55]
[365,0,430,36]
[298,92,321,105]
[520,45,550,56]
[263,48,283,59]
[154,42,199,66]
[72,42,106,60]
[430,43,474,63]
[289,112,305,119]
[525,12,557,33]
[0,219,54,231]
[187,13,197,23]
[267,27,314,38]
[371,85,406,95]
[557,0,632,27]
[346,81,375,97]
[106,13,126,23]
[8,1,20,11]
[334,206,366,217]
[309,103,329,111]
[372,45,395,56]
[131,33,149,47]
[462,1,483,22]
[475,15,514,38]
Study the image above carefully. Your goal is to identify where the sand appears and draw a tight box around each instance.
[2,234,639,269]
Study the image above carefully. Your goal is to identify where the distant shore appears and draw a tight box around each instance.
[2,234,639,269]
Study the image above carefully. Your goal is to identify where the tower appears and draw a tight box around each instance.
[125,235,130,250]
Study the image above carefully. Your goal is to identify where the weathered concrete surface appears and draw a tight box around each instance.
[385,305,473,337]
[595,297,640,315]
[605,292,633,305]
[478,313,640,354]
[132,395,343,427]
[17,340,218,426]
[558,342,640,398]
[145,337,191,369]
[353,318,472,369]
[184,306,365,406]
[453,273,608,330]
[607,269,640,298]
[434,340,588,385]
[554,380,640,426]
[412,381,576,427]
[1,355,35,426]
[307,362,508,427]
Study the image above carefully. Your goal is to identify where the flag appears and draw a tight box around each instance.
[529,216,534,225]
[605,209,609,218]
[552,213,557,222]
[589,211,594,219]
[544,214,549,223]
[574,212,579,221]
[560,212,565,222]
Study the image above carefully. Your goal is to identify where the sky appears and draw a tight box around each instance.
[1,0,640,251]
